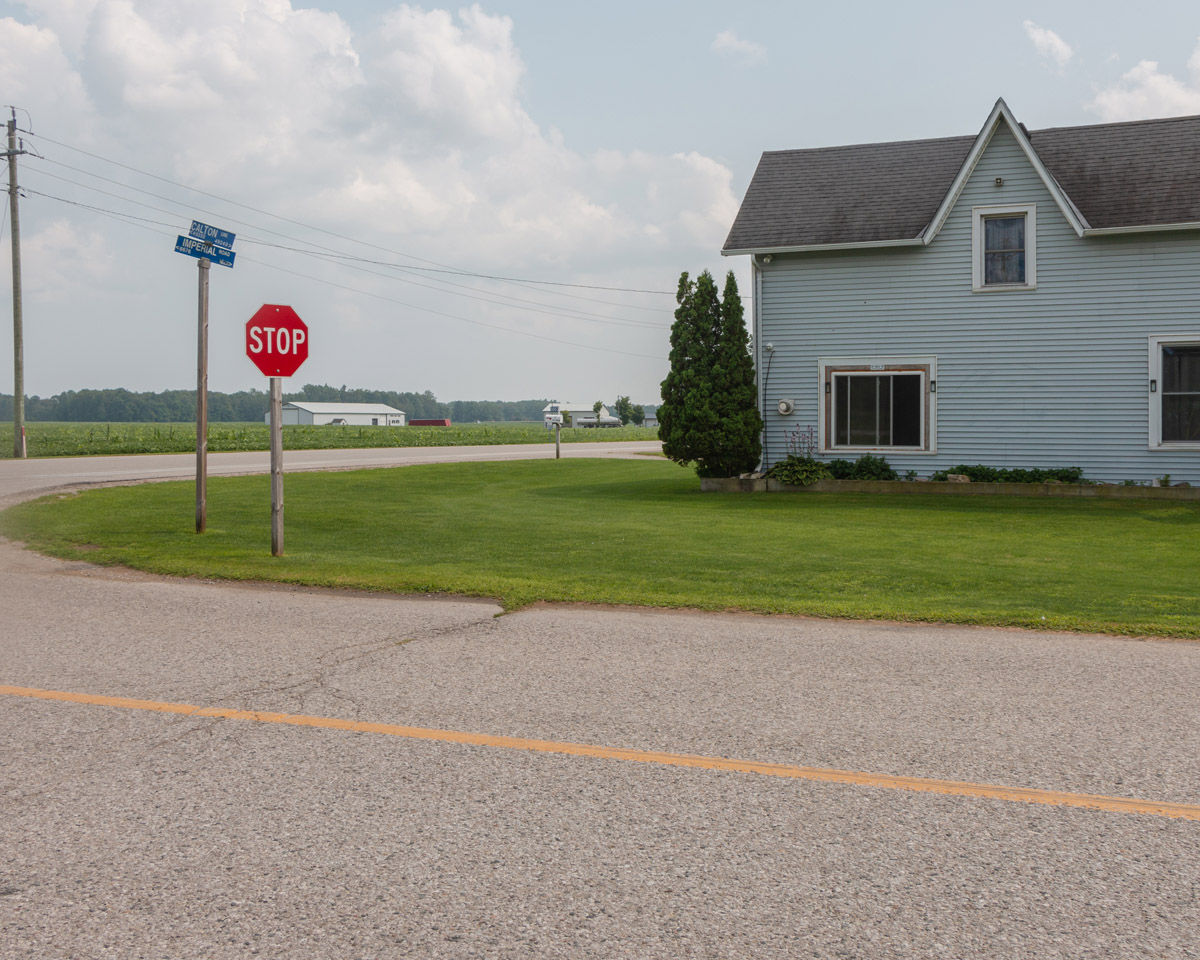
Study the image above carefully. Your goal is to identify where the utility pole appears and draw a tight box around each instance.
[5,111,27,459]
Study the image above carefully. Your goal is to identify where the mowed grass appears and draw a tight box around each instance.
[2,458,1198,637]
[0,421,658,458]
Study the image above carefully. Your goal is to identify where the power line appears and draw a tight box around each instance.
[21,129,676,296]
[25,186,668,361]
[24,177,669,331]
[25,156,671,325]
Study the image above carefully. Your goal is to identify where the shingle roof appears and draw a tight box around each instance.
[723,113,1200,252]
[1029,116,1200,229]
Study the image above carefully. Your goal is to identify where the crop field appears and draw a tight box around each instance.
[0,421,659,458]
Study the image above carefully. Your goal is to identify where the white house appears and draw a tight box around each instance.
[542,400,621,427]
[267,402,406,426]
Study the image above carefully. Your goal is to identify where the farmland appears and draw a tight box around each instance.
[0,421,659,458]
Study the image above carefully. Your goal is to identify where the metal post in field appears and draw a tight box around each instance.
[195,257,210,532]
[555,421,560,459]
[270,376,283,556]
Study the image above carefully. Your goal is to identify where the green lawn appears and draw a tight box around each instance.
[3,458,1198,637]
[0,421,658,458]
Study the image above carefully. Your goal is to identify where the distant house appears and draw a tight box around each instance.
[542,400,621,427]
[269,402,406,426]
[723,97,1200,482]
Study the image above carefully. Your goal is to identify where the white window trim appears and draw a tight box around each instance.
[1148,334,1200,451]
[972,203,1036,292]
[818,356,937,455]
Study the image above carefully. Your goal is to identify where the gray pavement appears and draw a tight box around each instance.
[2,445,1199,958]
[0,441,663,508]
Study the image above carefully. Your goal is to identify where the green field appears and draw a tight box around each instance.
[0,421,658,458]
[4,458,1198,638]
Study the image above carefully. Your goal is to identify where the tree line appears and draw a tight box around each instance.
[0,385,654,424]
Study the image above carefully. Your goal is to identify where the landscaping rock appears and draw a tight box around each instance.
[946,474,971,483]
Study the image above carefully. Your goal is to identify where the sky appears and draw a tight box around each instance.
[1,1,1199,404]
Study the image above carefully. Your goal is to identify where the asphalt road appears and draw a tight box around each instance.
[0,441,663,508]
[2,445,1199,959]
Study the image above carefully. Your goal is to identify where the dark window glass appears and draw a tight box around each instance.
[835,376,849,445]
[892,375,922,446]
[833,373,923,447]
[984,216,1025,284]
[1162,345,1200,442]
[849,376,879,446]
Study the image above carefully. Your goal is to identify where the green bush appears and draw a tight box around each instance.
[928,464,1088,484]
[826,458,856,480]
[849,453,899,481]
[766,455,832,486]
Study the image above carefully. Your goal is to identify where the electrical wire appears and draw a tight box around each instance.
[24,172,668,331]
[26,186,668,361]
[24,157,671,326]
[22,129,676,297]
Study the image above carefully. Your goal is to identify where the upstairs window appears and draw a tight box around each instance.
[972,204,1036,291]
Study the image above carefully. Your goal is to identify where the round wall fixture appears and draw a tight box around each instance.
[777,398,795,415]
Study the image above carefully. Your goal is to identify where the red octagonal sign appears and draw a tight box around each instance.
[246,304,309,378]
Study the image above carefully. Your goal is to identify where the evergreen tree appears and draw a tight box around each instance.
[658,270,762,477]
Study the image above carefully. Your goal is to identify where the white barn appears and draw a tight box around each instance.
[542,400,621,427]
[268,402,406,426]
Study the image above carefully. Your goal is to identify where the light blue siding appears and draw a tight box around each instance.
[754,121,1200,482]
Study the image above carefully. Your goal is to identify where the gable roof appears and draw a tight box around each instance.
[723,100,1200,254]
[284,402,404,415]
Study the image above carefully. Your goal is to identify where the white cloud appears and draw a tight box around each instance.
[1088,39,1200,121]
[21,220,114,299]
[1023,20,1073,69]
[711,29,766,66]
[0,1,739,398]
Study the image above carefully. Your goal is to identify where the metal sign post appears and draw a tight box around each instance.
[270,377,283,557]
[176,220,236,534]
[246,305,309,557]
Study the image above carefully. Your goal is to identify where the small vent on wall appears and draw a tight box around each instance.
[777,399,795,416]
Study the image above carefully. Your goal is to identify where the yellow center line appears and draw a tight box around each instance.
[4,683,1199,821]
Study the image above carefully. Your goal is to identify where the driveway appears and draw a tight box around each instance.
[2,444,1198,959]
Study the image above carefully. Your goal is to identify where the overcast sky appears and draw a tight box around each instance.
[2,1,1199,403]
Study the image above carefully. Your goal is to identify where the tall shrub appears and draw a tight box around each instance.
[659,270,763,477]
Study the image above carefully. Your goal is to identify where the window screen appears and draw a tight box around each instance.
[1162,344,1200,443]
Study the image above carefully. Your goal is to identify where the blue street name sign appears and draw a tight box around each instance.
[175,236,236,268]
[189,220,236,249]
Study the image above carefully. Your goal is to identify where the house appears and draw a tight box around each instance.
[542,400,621,427]
[722,98,1200,483]
[268,401,406,426]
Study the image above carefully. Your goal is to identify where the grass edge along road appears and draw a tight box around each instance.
[2,458,1197,639]
[0,421,659,458]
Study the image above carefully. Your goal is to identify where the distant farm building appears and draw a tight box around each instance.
[270,402,406,426]
[542,400,621,427]
[409,418,452,427]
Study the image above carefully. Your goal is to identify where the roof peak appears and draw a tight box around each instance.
[760,109,1200,159]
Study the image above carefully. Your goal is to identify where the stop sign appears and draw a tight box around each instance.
[246,304,309,377]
